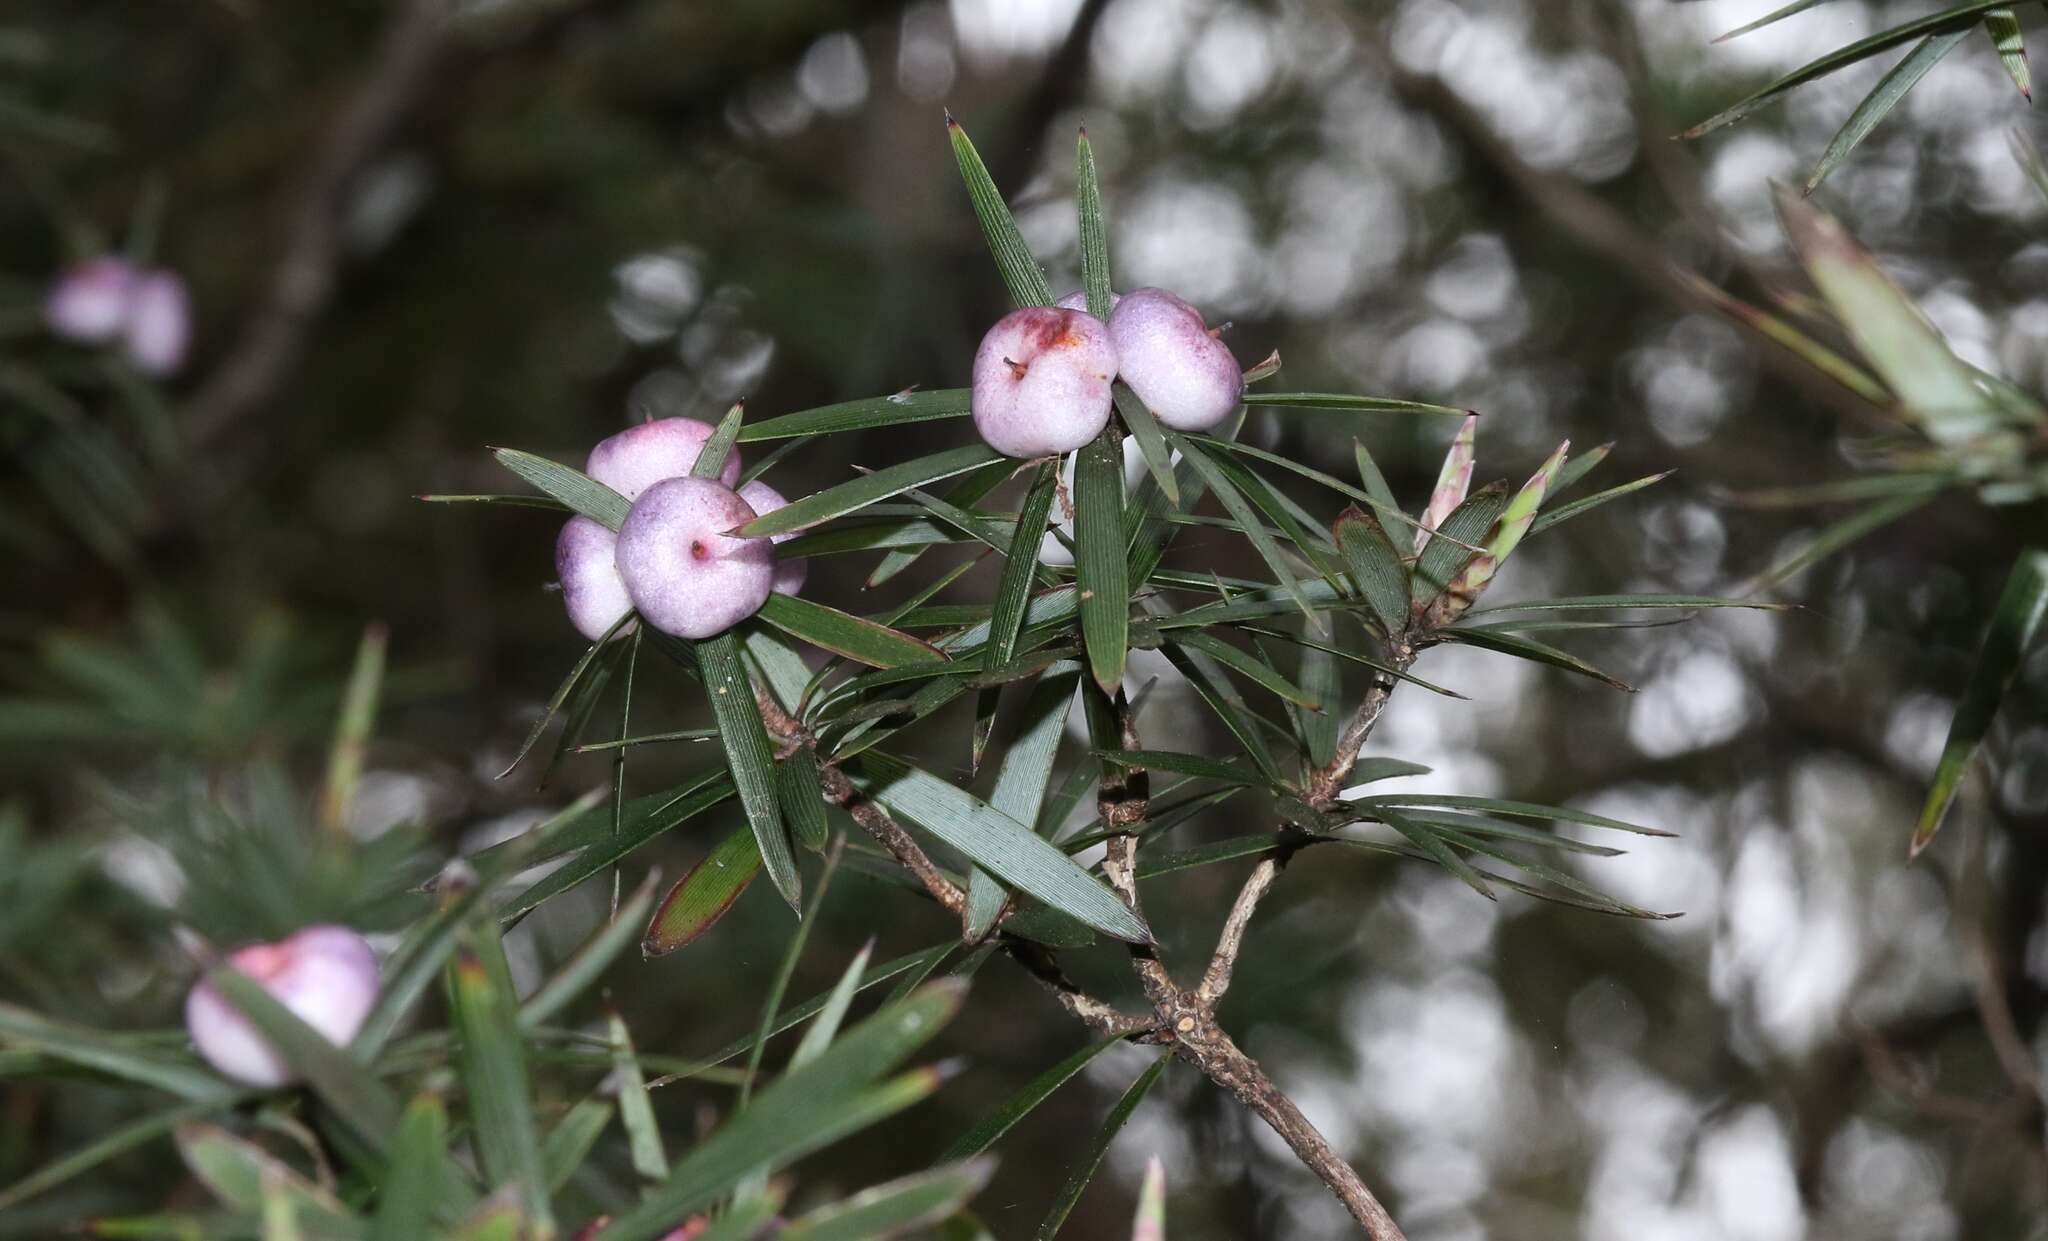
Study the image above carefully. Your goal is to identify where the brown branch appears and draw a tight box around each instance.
[1197,855,1279,1007]
[184,0,457,449]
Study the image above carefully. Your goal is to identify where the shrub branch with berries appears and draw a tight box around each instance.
[425,121,1776,1239]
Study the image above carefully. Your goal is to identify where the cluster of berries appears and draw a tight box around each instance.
[970,286,1241,456]
[556,419,804,642]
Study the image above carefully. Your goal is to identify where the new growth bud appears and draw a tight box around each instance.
[587,417,742,499]
[615,477,774,639]
[737,480,807,597]
[1106,287,1243,432]
[971,306,1117,457]
[1430,439,1569,626]
[1415,414,1477,553]
[185,925,381,1087]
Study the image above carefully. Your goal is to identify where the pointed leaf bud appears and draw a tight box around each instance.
[1433,439,1569,624]
[1414,414,1477,553]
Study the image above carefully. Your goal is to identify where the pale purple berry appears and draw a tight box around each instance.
[1106,287,1244,432]
[970,307,1117,457]
[556,516,636,641]
[45,257,139,343]
[1053,288,1121,313]
[737,480,807,597]
[124,270,192,376]
[616,477,774,639]
[586,418,741,499]
[185,925,380,1088]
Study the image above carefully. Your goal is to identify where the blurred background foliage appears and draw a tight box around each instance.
[4,0,2048,1237]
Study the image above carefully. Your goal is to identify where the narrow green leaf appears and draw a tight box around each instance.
[1352,439,1400,517]
[175,1124,355,1230]
[1155,641,1283,783]
[1077,129,1114,319]
[418,493,572,511]
[518,870,660,1028]
[1712,0,1838,42]
[792,940,875,1070]
[540,1098,613,1193]
[1333,505,1410,635]
[1350,793,1668,836]
[1175,437,1317,625]
[609,1013,669,1181]
[2011,126,2048,206]
[1745,489,1935,592]
[371,1096,446,1241]
[1808,29,1969,193]
[1291,638,1341,767]
[500,773,735,923]
[856,752,1152,943]
[598,983,966,1241]
[969,665,1081,937]
[692,401,746,480]
[1375,808,1496,900]
[499,610,634,779]
[1684,2,2013,139]
[737,390,972,441]
[1075,430,1132,694]
[1437,627,1633,691]
[1115,385,1180,507]
[1034,1052,1172,1240]
[319,624,386,834]
[1776,185,2013,443]
[779,1160,998,1241]
[940,1036,1124,1161]
[0,1006,228,1103]
[742,843,845,1108]
[737,445,1007,538]
[1411,482,1508,609]
[760,594,948,669]
[1986,9,2031,97]
[948,115,1053,307]
[0,1098,227,1211]
[1243,392,1469,417]
[1528,471,1672,534]
[448,928,552,1233]
[987,462,1063,677]
[1466,593,1790,615]
[1165,631,1321,710]
[868,459,1020,587]
[644,826,763,956]
[781,744,832,853]
[492,448,630,530]
[1092,749,1276,789]
[697,634,799,914]
[1914,549,2048,854]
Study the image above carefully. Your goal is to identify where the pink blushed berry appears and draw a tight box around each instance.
[615,477,774,639]
[586,418,742,499]
[185,925,380,1087]
[1106,287,1243,432]
[970,306,1117,457]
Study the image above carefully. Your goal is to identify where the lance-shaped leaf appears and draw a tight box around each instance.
[940,1035,1124,1161]
[1436,440,1569,622]
[597,981,966,1241]
[736,444,1007,538]
[447,929,552,1233]
[1243,392,1469,417]
[1775,186,2015,444]
[777,1160,997,1241]
[760,594,949,669]
[1685,2,2015,138]
[1986,9,2030,98]
[737,390,971,441]
[855,752,1151,943]
[1034,1052,1172,1240]
[1806,28,1970,193]
[968,665,1082,938]
[1440,626,1632,691]
[175,1124,357,1233]
[492,448,630,530]
[696,634,799,913]
[1530,471,1671,535]
[1410,482,1509,612]
[1076,430,1132,694]
[948,114,1052,307]
[1415,414,1477,553]
[645,825,763,955]
[372,1095,448,1241]
[693,401,745,479]
[518,868,660,1027]
[609,1012,669,1181]
[1077,128,1115,319]
[1913,549,2048,855]
[1333,505,1411,635]
[988,461,1062,677]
